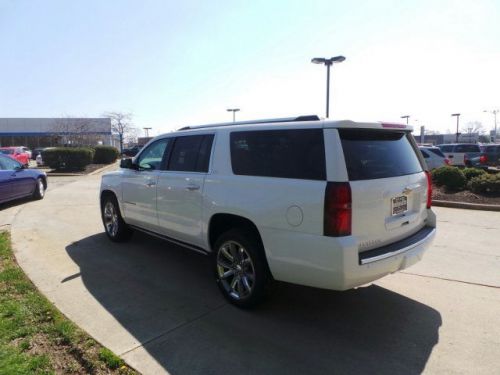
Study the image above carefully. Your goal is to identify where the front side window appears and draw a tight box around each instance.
[0,155,21,170]
[440,145,453,152]
[230,129,326,180]
[136,139,170,170]
[455,144,480,153]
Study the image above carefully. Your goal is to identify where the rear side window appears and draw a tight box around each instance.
[230,129,326,180]
[340,129,423,181]
[168,134,214,172]
[428,148,445,157]
[455,144,480,153]
[420,150,430,158]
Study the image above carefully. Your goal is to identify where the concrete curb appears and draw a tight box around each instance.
[433,199,500,211]
[46,162,119,177]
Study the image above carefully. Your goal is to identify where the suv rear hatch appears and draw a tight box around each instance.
[338,128,430,253]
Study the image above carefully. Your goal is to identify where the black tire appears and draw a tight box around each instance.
[32,177,45,200]
[101,195,133,242]
[213,229,271,308]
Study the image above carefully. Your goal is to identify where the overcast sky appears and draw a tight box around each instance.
[1,0,499,136]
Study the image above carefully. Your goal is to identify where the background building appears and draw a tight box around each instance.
[0,118,116,149]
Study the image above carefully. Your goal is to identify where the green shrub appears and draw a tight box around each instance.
[431,166,466,190]
[462,167,486,181]
[469,173,500,195]
[93,146,119,164]
[42,148,93,171]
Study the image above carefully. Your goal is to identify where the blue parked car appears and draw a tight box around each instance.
[0,154,47,205]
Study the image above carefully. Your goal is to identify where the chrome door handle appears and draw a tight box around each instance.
[185,184,200,191]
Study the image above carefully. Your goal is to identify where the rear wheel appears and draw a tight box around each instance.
[101,195,133,242]
[32,178,45,200]
[213,229,270,308]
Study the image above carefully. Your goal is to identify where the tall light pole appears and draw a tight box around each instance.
[451,113,460,143]
[311,55,346,118]
[484,109,498,142]
[227,108,240,122]
[401,115,410,125]
[143,127,152,137]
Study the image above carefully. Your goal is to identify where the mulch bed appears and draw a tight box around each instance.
[432,184,500,205]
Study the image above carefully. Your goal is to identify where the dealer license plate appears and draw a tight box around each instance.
[392,195,407,215]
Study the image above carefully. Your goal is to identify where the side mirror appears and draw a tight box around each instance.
[120,158,136,169]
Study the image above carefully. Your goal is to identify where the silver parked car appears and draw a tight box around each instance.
[419,147,449,169]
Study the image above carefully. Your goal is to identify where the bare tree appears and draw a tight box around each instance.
[462,121,485,135]
[103,112,136,153]
[51,117,101,146]
[124,127,141,146]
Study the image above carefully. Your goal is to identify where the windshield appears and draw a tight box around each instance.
[0,149,14,155]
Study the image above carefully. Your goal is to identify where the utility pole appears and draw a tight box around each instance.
[451,113,461,143]
[484,109,498,142]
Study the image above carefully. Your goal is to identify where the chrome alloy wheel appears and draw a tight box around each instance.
[103,201,119,237]
[38,179,45,198]
[217,241,256,300]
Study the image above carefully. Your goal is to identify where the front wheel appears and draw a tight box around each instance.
[213,229,271,308]
[32,177,45,200]
[101,195,133,242]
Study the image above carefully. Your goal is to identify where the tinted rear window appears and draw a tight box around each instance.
[455,144,480,153]
[428,148,445,157]
[230,129,326,180]
[339,129,423,181]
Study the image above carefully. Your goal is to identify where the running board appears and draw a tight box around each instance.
[128,225,210,256]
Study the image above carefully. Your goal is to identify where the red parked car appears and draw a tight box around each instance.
[0,147,30,167]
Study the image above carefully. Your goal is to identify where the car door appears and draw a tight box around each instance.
[0,157,15,203]
[121,138,171,232]
[156,134,214,248]
[0,156,31,201]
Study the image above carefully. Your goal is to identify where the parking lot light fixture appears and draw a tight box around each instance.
[483,109,498,142]
[401,115,410,125]
[451,113,461,143]
[227,108,240,122]
[311,55,346,118]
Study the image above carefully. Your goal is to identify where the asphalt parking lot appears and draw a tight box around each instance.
[2,171,500,375]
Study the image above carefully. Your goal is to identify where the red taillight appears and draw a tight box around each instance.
[444,158,450,165]
[425,171,432,209]
[324,182,352,237]
[463,154,468,164]
[480,155,488,164]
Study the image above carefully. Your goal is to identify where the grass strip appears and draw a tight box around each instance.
[0,231,137,374]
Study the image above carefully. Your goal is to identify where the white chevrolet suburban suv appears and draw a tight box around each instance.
[100,116,436,308]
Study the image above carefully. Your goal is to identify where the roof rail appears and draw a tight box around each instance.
[177,115,320,131]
